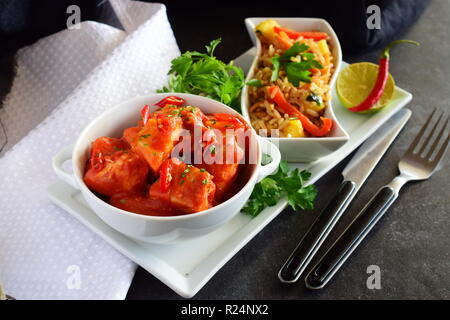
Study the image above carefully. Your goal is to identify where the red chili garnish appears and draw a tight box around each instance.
[268,86,332,137]
[210,113,245,128]
[160,160,172,192]
[155,96,185,108]
[141,104,150,125]
[348,40,419,112]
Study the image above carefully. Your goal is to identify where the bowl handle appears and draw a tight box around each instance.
[257,137,281,182]
[52,145,79,189]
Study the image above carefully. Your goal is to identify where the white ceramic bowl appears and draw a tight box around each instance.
[52,93,280,244]
[241,17,349,162]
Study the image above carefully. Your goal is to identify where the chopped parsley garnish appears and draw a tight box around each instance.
[307,92,323,106]
[242,160,317,217]
[246,79,263,87]
[202,179,208,185]
[140,134,151,139]
[181,168,190,178]
[210,145,216,155]
[271,42,323,86]
[189,107,196,113]
[113,146,128,153]
[200,168,206,172]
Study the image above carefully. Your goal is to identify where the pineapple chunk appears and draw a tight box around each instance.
[255,19,280,40]
[317,39,330,57]
[308,102,326,112]
[283,119,305,138]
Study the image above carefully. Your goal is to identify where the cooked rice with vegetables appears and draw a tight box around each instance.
[247,19,334,138]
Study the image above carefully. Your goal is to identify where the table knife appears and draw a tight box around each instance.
[278,108,411,283]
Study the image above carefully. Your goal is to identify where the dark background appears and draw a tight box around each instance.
[1,0,449,300]
[0,0,430,59]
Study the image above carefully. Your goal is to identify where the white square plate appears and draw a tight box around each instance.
[47,48,412,298]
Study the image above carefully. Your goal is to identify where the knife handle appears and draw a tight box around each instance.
[305,186,398,289]
[278,180,356,283]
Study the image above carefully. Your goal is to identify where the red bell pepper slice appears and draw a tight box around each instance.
[267,86,332,137]
[274,26,328,41]
[274,32,293,50]
[155,96,185,108]
[159,160,172,192]
[141,104,150,125]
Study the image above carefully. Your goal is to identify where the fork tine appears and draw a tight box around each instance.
[431,131,450,166]
[426,114,450,159]
[406,108,437,155]
[418,111,444,155]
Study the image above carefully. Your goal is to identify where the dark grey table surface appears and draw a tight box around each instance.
[126,0,450,300]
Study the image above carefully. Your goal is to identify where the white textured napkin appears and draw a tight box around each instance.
[0,1,180,299]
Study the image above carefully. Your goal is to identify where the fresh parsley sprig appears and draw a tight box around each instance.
[242,160,318,217]
[158,38,245,111]
[271,42,323,86]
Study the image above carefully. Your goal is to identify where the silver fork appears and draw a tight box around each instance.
[305,109,450,289]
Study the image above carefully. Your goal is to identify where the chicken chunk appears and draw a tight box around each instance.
[199,114,245,201]
[149,158,215,213]
[122,126,140,147]
[129,112,182,174]
[83,137,149,197]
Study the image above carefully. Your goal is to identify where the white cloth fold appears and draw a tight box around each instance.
[0,1,180,299]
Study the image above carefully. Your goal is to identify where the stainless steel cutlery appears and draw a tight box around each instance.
[279,109,411,283]
[304,109,449,289]
[278,109,450,289]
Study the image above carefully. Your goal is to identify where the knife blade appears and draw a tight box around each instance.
[342,112,411,187]
[278,108,411,283]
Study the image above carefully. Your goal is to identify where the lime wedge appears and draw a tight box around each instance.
[337,62,395,113]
